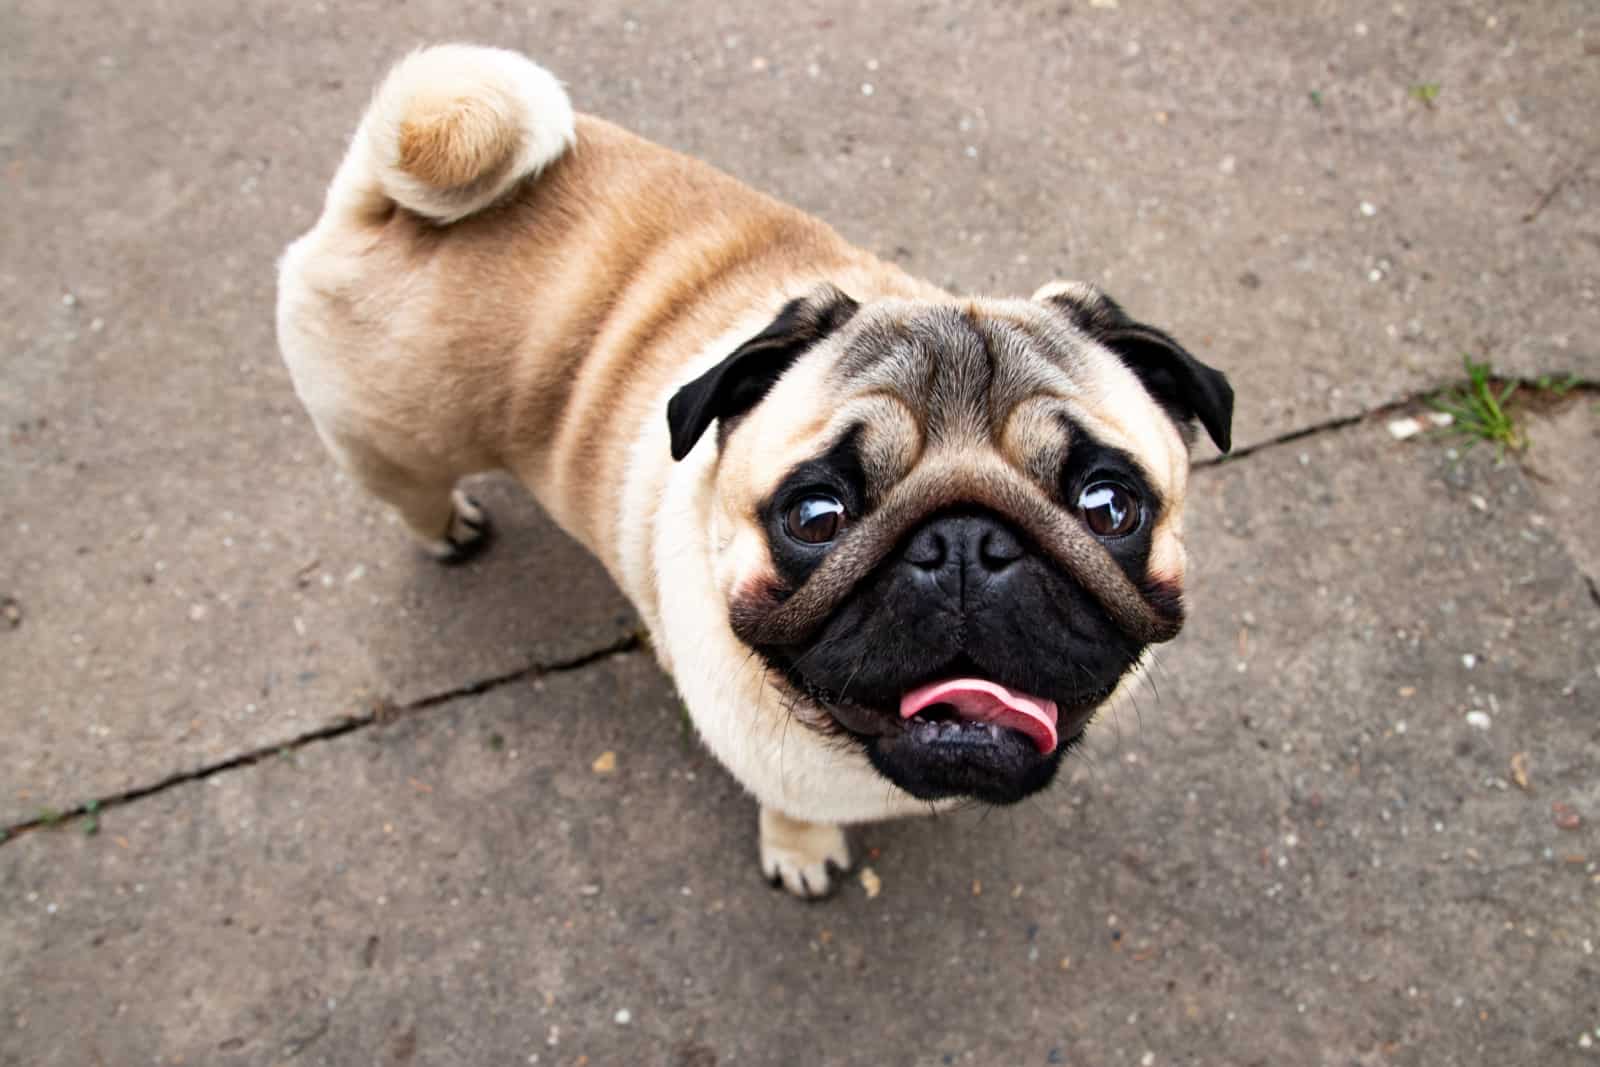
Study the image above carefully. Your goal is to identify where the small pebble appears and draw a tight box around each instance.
[1387,416,1424,440]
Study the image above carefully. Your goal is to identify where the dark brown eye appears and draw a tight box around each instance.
[785,494,846,544]
[1079,482,1140,538]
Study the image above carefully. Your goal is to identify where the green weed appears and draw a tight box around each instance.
[1430,356,1524,456]
[1532,372,1581,397]
[1409,83,1441,106]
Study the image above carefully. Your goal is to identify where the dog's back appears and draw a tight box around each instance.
[274,45,910,562]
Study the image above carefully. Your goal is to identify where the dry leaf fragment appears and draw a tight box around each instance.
[1510,752,1531,792]
[591,750,617,774]
[859,866,882,899]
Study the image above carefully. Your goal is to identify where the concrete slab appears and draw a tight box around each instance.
[5,420,1595,1066]
[0,447,636,827]
[4,0,1595,815]
[1525,399,1600,589]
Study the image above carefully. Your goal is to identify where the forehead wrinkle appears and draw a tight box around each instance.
[921,309,992,445]
[829,303,1099,458]
[849,390,924,501]
[832,318,928,403]
[983,316,1062,414]
[999,393,1074,487]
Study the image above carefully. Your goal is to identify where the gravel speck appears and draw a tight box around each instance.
[1552,803,1582,831]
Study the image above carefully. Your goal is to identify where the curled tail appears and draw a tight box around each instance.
[326,44,575,226]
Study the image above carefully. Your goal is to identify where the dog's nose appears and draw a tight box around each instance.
[903,513,1025,580]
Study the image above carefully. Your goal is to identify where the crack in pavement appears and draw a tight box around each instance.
[1194,377,1599,472]
[7,374,1594,843]
[0,633,643,846]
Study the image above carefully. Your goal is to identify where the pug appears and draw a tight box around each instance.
[277,44,1233,898]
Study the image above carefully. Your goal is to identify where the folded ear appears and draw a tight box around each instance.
[1034,281,1234,453]
[667,284,859,461]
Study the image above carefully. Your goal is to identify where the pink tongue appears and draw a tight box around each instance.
[899,678,1060,755]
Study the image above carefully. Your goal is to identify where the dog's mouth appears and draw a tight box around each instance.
[899,678,1060,754]
[773,662,1102,804]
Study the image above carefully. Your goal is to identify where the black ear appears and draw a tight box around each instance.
[666,285,859,461]
[1038,282,1234,453]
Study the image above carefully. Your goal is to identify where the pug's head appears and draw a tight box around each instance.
[666,282,1232,806]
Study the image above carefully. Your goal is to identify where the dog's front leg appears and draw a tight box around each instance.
[758,806,852,900]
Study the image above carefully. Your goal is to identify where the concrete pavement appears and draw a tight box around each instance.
[4,1,1597,1063]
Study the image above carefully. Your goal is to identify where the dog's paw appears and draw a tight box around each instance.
[422,489,493,565]
[758,807,851,900]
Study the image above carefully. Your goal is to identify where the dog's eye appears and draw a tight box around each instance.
[785,494,846,544]
[1078,482,1140,538]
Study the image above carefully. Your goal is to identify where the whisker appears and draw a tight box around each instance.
[1140,650,1166,708]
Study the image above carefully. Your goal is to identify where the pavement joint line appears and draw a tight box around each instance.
[0,632,643,846]
[1193,376,1599,473]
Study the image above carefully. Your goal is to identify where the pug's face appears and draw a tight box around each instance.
[667,282,1232,806]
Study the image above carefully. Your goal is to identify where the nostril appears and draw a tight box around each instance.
[904,527,947,570]
[978,527,1024,570]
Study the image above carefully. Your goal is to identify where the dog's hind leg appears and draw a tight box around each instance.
[321,430,492,564]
